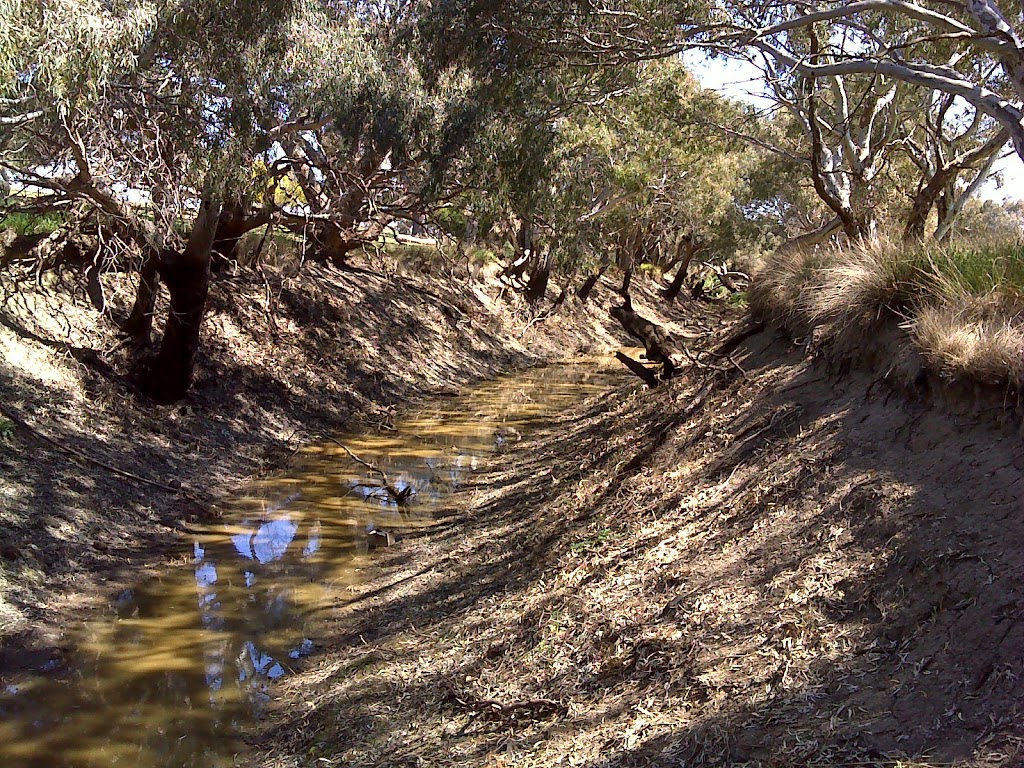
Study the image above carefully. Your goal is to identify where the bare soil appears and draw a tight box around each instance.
[0,257,660,669]
[252,322,1024,768]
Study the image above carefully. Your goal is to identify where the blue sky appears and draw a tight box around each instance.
[684,53,1024,203]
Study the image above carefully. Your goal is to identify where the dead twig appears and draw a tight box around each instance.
[0,403,200,502]
[441,680,566,721]
[326,436,413,503]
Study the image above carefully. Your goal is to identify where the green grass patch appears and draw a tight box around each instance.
[0,211,62,236]
[929,240,1024,298]
[570,528,617,554]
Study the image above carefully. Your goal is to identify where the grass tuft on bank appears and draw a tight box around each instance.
[751,235,1024,390]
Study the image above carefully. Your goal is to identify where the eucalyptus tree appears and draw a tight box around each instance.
[551,60,754,298]
[714,3,1019,240]
[0,0,312,402]
[454,0,1024,243]
[0,0,505,403]
[715,1,1024,164]
[448,57,760,305]
[899,93,1010,241]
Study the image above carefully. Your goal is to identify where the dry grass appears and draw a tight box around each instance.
[752,235,1024,391]
[748,246,831,331]
[912,301,1024,388]
[800,236,928,326]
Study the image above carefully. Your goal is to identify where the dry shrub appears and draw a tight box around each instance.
[801,236,927,328]
[912,298,1024,389]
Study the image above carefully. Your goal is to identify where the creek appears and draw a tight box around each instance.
[0,360,626,767]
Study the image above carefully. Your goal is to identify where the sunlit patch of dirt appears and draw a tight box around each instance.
[254,326,1024,768]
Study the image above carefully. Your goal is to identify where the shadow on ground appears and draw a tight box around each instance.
[254,327,1024,768]
[0,259,681,661]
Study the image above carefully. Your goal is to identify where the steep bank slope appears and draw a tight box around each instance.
[255,324,1024,767]
[0,261,686,663]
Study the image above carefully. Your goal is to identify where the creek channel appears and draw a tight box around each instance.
[0,360,627,767]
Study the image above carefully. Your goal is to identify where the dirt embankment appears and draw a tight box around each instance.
[0,258,669,666]
[253,319,1024,768]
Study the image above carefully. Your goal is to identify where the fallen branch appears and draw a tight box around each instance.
[327,436,413,504]
[615,350,660,387]
[0,403,199,500]
[681,347,749,380]
[442,680,566,721]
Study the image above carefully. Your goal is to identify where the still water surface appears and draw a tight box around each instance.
[0,361,625,767]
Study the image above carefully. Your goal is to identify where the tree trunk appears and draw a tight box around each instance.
[212,201,274,270]
[661,240,701,303]
[524,250,551,306]
[210,201,248,271]
[303,221,360,264]
[614,350,660,387]
[577,265,607,303]
[903,177,945,241]
[85,259,105,314]
[135,201,221,403]
[935,192,952,243]
[122,253,160,345]
[610,301,682,381]
[618,267,633,298]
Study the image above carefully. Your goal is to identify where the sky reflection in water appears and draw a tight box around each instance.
[0,362,626,767]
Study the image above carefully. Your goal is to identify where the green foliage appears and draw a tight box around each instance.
[727,291,749,308]
[929,241,1024,299]
[0,212,62,236]
[433,208,469,240]
[0,417,13,441]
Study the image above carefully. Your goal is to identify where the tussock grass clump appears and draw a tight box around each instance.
[800,236,930,326]
[912,299,1024,389]
[748,247,832,331]
[752,234,1024,391]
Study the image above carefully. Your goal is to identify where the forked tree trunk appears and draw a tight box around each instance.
[122,253,160,345]
[904,168,955,241]
[212,201,274,270]
[661,240,702,303]
[135,201,221,403]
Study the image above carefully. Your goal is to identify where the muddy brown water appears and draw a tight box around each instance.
[0,361,627,767]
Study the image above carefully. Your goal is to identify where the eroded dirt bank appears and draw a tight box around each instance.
[0,259,672,665]
[253,325,1024,768]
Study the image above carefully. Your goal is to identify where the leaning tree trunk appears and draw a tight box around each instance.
[122,252,161,346]
[610,296,683,382]
[577,264,608,303]
[661,240,702,303]
[135,201,221,403]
